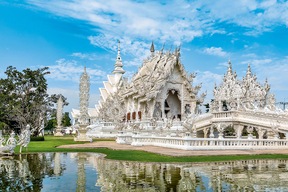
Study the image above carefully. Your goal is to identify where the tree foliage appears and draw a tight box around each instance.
[0,66,50,136]
[62,112,72,127]
[44,94,70,131]
[45,112,71,132]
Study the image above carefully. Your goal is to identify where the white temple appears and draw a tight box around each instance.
[95,41,205,122]
[72,42,288,150]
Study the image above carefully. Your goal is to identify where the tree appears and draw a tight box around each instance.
[62,112,72,127]
[0,66,50,136]
[44,111,71,133]
[44,94,69,132]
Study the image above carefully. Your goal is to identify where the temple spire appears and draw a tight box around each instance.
[112,40,125,75]
[246,64,252,77]
[150,41,155,57]
[264,78,270,92]
[227,60,232,75]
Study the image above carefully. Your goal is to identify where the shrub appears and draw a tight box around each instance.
[31,136,45,141]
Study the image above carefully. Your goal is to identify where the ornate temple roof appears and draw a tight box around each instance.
[121,45,199,101]
[92,42,204,121]
[213,60,274,110]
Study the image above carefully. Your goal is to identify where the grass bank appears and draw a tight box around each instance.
[16,136,288,163]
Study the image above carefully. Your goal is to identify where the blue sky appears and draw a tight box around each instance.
[1,0,288,112]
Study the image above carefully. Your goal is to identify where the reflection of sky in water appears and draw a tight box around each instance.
[41,153,100,192]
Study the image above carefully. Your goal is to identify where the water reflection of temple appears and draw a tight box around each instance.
[94,158,288,191]
[2,153,288,191]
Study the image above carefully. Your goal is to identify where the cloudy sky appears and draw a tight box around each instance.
[1,0,288,112]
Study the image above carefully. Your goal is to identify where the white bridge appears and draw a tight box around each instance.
[114,108,288,150]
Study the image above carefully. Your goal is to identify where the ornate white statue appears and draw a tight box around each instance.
[57,96,63,127]
[18,124,32,153]
[0,130,5,147]
[79,67,90,125]
[0,131,17,155]
[74,67,92,142]
[54,96,64,136]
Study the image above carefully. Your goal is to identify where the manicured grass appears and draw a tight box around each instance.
[16,136,288,163]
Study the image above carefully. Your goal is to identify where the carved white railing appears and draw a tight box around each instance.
[179,109,288,132]
[117,134,288,150]
[116,132,133,144]
[193,113,213,129]
[213,111,233,118]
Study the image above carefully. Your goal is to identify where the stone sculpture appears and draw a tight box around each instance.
[0,124,34,155]
[18,124,32,153]
[0,131,17,155]
[54,96,64,136]
[74,67,92,142]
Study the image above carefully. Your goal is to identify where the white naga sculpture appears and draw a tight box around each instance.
[0,131,18,155]
[18,124,32,153]
[0,124,34,155]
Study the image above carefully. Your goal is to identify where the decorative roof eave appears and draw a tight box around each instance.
[99,88,109,102]
[133,94,145,100]
[122,90,139,98]
[139,97,148,103]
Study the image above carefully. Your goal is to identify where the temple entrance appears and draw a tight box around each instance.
[164,90,181,120]
[153,102,162,119]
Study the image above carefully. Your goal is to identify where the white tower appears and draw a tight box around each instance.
[75,67,92,142]
[79,66,90,124]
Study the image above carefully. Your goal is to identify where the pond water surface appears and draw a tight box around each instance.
[1,152,288,191]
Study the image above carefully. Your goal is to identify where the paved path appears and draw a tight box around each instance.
[58,141,288,157]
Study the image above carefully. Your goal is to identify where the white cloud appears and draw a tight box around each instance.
[27,0,205,43]
[71,52,105,61]
[240,58,272,66]
[88,34,150,58]
[196,0,288,35]
[25,0,288,108]
[46,58,107,83]
[242,53,257,58]
[27,0,288,46]
[250,57,288,92]
[203,47,228,57]
[47,87,100,112]
[88,34,151,67]
[215,61,229,70]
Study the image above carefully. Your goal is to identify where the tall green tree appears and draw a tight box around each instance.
[62,112,72,127]
[0,66,50,136]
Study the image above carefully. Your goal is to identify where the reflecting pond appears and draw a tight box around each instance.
[1,153,288,191]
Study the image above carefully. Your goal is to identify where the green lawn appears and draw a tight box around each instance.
[16,135,288,163]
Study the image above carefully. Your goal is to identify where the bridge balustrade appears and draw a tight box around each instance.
[117,134,288,150]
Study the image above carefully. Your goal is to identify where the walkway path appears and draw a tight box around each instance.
[58,141,288,157]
